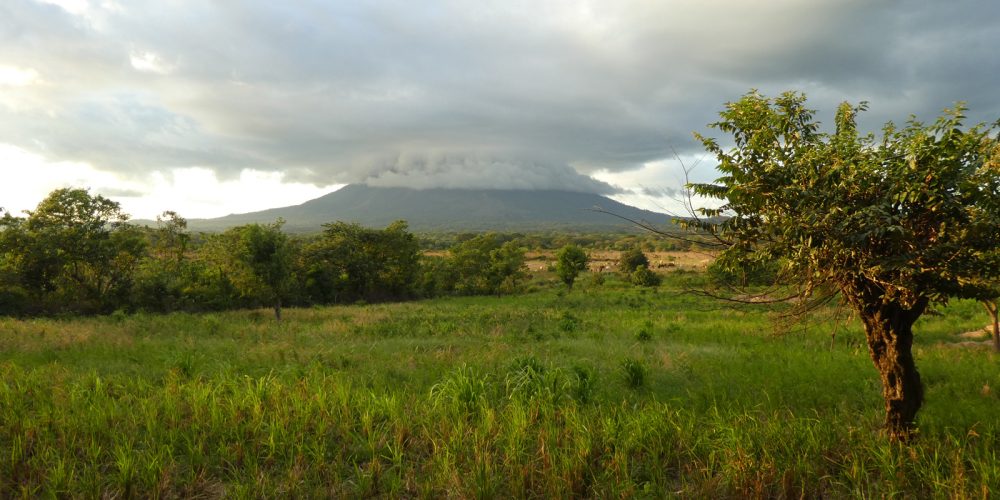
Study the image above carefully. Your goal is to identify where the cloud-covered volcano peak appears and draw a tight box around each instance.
[358,153,618,194]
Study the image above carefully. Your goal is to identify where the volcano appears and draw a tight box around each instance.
[179,184,674,232]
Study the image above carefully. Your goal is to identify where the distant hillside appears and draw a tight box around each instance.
[171,184,674,233]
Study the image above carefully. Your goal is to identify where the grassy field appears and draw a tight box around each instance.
[1,271,998,497]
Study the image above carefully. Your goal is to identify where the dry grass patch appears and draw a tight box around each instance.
[0,319,134,352]
[586,250,715,273]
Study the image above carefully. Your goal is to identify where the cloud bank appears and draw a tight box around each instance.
[2,0,999,198]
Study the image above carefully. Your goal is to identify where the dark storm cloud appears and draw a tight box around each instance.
[2,0,998,191]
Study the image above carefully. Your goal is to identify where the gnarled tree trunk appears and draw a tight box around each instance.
[856,297,929,441]
[984,300,999,353]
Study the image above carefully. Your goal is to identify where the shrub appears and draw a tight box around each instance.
[618,247,649,274]
[620,358,647,389]
[630,266,661,287]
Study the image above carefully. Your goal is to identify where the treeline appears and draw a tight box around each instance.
[419,230,699,252]
[0,189,531,317]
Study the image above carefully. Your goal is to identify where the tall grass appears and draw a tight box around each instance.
[0,273,997,496]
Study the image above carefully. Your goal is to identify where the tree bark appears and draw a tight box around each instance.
[984,300,999,353]
[857,297,928,441]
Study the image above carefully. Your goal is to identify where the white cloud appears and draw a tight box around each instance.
[0,143,128,215]
[0,66,40,87]
[0,143,340,219]
[129,50,172,74]
[36,0,89,15]
[592,156,723,216]
[134,168,342,220]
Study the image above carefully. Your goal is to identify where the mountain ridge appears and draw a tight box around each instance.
[159,184,674,233]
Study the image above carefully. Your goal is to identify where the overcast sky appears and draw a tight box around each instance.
[1,0,998,219]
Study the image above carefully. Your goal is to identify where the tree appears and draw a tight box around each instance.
[132,211,198,313]
[151,211,190,265]
[984,298,999,352]
[555,244,589,290]
[983,248,1000,352]
[690,91,1000,439]
[448,233,527,296]
[486,240,528,296]
[1,188,145,314]
[302,220,420,304]
[0,209,29,314]
[231,221,293,320]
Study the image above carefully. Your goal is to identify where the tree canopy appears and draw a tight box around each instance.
[0,188,145,314]
[555,244,589,290]
[690,90,1000,439]
[231,221,294,320]
[302,220,421,304]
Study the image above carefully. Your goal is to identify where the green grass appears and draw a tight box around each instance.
[0,274,997,497]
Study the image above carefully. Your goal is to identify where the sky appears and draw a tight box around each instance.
[1,0,998,219]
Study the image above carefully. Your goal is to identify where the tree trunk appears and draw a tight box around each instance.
[857,297,928,441]
[274,297,282,322]
[984,300,999,353]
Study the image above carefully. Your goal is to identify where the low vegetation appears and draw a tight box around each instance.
[1,271,997,497]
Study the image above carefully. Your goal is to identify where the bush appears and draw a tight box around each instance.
[618,247,649,274]
[630,266,661,287]
[0,284,29,316]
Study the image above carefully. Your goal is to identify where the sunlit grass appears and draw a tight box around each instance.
[0,274,997,496]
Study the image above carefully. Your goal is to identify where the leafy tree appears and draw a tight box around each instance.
[133,211,193,312]
[0,210,29,314]
[303,220,420,303]
[706,248,780,288]
[0,188,145,314]
[185,255,244,311]
[448,233,527,296]
[231,221,294,320]
[448,233,501,295]
[150,211,190,265]
[690,91,1000,439]
[415,254,455,298]
[555,244,589,290]
[486,240,528,296]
